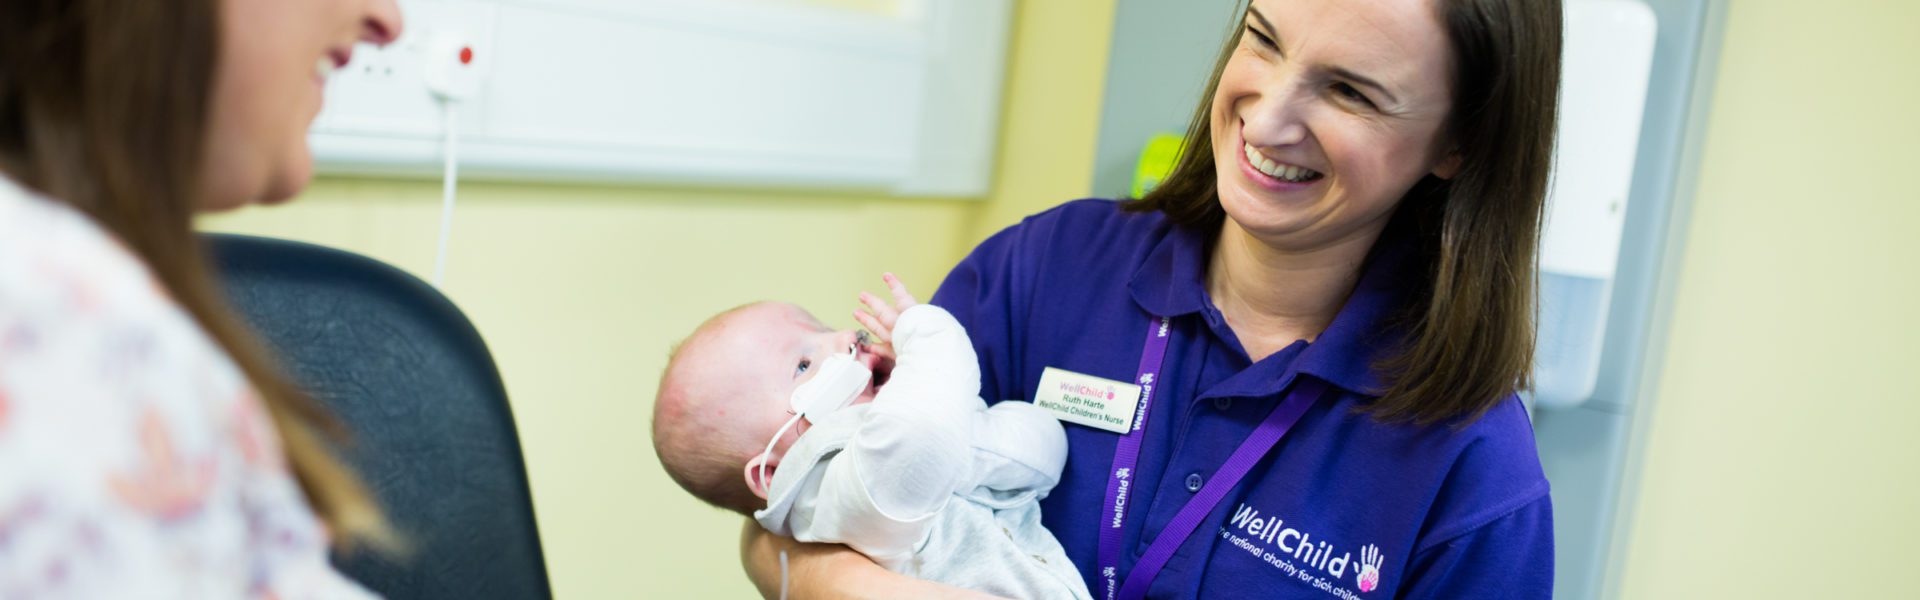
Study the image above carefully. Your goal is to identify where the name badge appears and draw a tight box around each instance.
[1034,367,1142,434]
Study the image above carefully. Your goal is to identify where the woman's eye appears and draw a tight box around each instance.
[1245,25,1276,49]
[1333,83,1375,108]
[796,359,811,377]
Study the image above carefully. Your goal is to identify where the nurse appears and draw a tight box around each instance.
[744,0,1560,597]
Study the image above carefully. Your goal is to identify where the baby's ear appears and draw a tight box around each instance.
[743,454,777,500]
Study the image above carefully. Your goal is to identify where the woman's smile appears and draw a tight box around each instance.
[1237,135,1328,193]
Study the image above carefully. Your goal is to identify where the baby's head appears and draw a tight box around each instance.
[651,301,888,515]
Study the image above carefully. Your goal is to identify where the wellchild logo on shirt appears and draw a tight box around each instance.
[1220,502,1381,599]
[1060,381,1119,402]
[1355,544,1384,592]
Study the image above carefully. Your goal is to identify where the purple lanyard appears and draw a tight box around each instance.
[1096,317,1171,600]
[1096,315,1332,600]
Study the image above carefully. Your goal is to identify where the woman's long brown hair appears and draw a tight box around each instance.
[0,0,394,549]
[1126,0,1563,425]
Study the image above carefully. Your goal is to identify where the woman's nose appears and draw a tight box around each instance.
[360,0,405,46]
[1241,77,1311,147]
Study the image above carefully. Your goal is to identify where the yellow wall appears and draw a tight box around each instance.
[962,0,1121,246]
[200,1,1116,597]
[1619,1,1920,597]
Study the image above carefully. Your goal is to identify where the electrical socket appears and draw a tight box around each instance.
[313,0,495,137]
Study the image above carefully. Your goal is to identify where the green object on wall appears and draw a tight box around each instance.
[1131,133,1186,198]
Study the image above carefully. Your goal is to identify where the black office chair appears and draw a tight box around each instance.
[208,234,552,600]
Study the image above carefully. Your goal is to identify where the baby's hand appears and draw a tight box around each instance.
[853,272,919,360]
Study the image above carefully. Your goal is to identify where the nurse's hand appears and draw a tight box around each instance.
[739,519,1006,600]
[854,272,919,360]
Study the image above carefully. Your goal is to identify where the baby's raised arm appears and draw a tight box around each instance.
[766,274,985,566]
[855,273,981,396]
[746,273,1021,598]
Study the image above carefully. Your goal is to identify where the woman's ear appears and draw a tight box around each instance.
[1432,151,1464,180]
[744,453,777,500]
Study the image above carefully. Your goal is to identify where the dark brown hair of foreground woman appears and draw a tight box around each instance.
[1126,0,1563,425]
[0,0,392,549]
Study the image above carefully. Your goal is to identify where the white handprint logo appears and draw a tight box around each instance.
[1356,544,1384,593]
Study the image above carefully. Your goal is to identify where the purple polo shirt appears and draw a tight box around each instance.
[931,199,1552,599]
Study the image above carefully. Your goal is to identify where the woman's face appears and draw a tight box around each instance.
[200,0,403,211]
[1210,0,1458,252]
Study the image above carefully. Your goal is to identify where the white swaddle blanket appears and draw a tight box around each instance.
[754,305,1092,600]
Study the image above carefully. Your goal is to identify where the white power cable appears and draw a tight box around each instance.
[433,99,459,287]
[425,27,476,288]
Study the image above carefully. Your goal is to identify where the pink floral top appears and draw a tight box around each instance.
[0,175,377,599]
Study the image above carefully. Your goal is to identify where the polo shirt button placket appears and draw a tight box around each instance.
[1184,472,1204,493]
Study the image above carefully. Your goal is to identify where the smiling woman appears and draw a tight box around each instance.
[1132,0,1561,424]
[0,0,408,595]
[203,0,400,209]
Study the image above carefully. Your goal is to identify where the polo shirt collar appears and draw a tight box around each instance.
[1296,227,1417,396]
[1128,219,1420,399]
[1127,221,1212,320]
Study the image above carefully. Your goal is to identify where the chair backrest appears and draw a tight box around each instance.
[207,233,552,600]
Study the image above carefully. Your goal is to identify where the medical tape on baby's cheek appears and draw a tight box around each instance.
[759,348,871,495]
[788,350,871,421]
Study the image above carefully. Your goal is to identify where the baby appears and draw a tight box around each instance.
[652,274,1092,600]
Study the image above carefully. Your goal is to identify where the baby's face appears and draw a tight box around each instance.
[698,302,889,452]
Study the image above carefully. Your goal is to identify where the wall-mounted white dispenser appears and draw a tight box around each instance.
[1531,0,1660,408]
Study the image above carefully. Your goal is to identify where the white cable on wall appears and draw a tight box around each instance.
[423,29,477,288]
[433,100,458,287]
